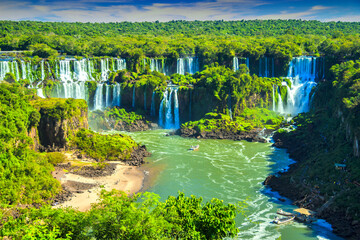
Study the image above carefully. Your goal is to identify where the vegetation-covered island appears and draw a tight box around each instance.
[0,19,359,239]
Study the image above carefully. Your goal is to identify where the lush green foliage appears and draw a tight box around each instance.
[183,108,283,133]
[31,98,88,120]
[1,190,241,239]
[44,152,67,166]
[70,128,137,161]
[0,83,60,205]
[116,69,168,90]
[105,107,146,123]
[0,21,359,73]
[1,20,359,37]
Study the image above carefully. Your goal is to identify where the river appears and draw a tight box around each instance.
[121,129,343,240]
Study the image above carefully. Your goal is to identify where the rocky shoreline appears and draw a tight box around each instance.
[176,127,274,142]
[264,132,360,240]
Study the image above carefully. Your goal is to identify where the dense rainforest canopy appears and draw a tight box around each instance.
[0,20,359,70]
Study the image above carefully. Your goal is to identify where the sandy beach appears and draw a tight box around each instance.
[54,162,145,211]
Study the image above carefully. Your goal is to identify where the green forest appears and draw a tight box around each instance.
[0,19,360,239]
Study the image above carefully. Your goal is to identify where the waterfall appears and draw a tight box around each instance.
[41,61,45,80]
[151,91,156,116]
[101,59,110,81]
[94,84,104,110]
[74,59,92,81]
[165,90,173,129]
[276,56,319,116]
[233,57,249,72]
[259,56,274,77]
[115,58,126,71]
[146,58,164,73]
[0,61,10,80]
[233,57,239,71]
[177,58,184,75]
[37,88,45,98]
[132,86,135,109]
[277,92,284,113]
[12,61,20,81]
[159,86,180,129]
[177,57,199,75]
[59,60,72,82]
[112,83,121,106]
[105,84,111,108]
[150,59,155,71]
[174,89,180,129]
[159,90,167,127]
[0,60,20,81]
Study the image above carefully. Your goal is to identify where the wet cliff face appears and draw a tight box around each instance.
[32,98,88,151]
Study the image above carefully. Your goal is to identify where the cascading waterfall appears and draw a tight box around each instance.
[174,89,180,129]
[105,84,111,108]
[177,57,199,75]
[0,60,20,81]
[12,61,20,81]
[41,61,45,80]
[0,61,10,80]
[165,90,173,129]
[159,90,167,127]
[101,59,110,81]
[259,56,274,77]
[177,58,184,75]
[115,58,126,71]
[233,57,239,71]
[112,83,121,107]
[233,57,250,72]
[146,58,164,73]
[74,59,92,81]
[54,58,124,101]
[94,83,104,110]
[159,86,180,129]
[276,56,320,116]
[150,91,156,117]
[277,91,284,113]
[59,60,72,82]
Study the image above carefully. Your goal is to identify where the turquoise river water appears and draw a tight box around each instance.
[119,130,343,240]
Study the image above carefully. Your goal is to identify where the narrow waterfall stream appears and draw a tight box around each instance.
[158,86,180,129]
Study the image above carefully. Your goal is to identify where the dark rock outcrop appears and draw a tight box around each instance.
[177,127,273,143]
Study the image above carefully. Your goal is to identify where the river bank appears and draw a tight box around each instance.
[53,161,146,211]
[51,146,150,211]
[264,131,360,240]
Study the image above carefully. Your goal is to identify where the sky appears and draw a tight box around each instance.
[0,0,359,22]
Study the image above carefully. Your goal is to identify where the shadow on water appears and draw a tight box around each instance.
[262,144,344,240]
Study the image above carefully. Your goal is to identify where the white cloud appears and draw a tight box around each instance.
[254,5,333,20]
[310,5,332,11]
[323,15,360,22]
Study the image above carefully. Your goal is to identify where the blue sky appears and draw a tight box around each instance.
[0,0,359,22]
